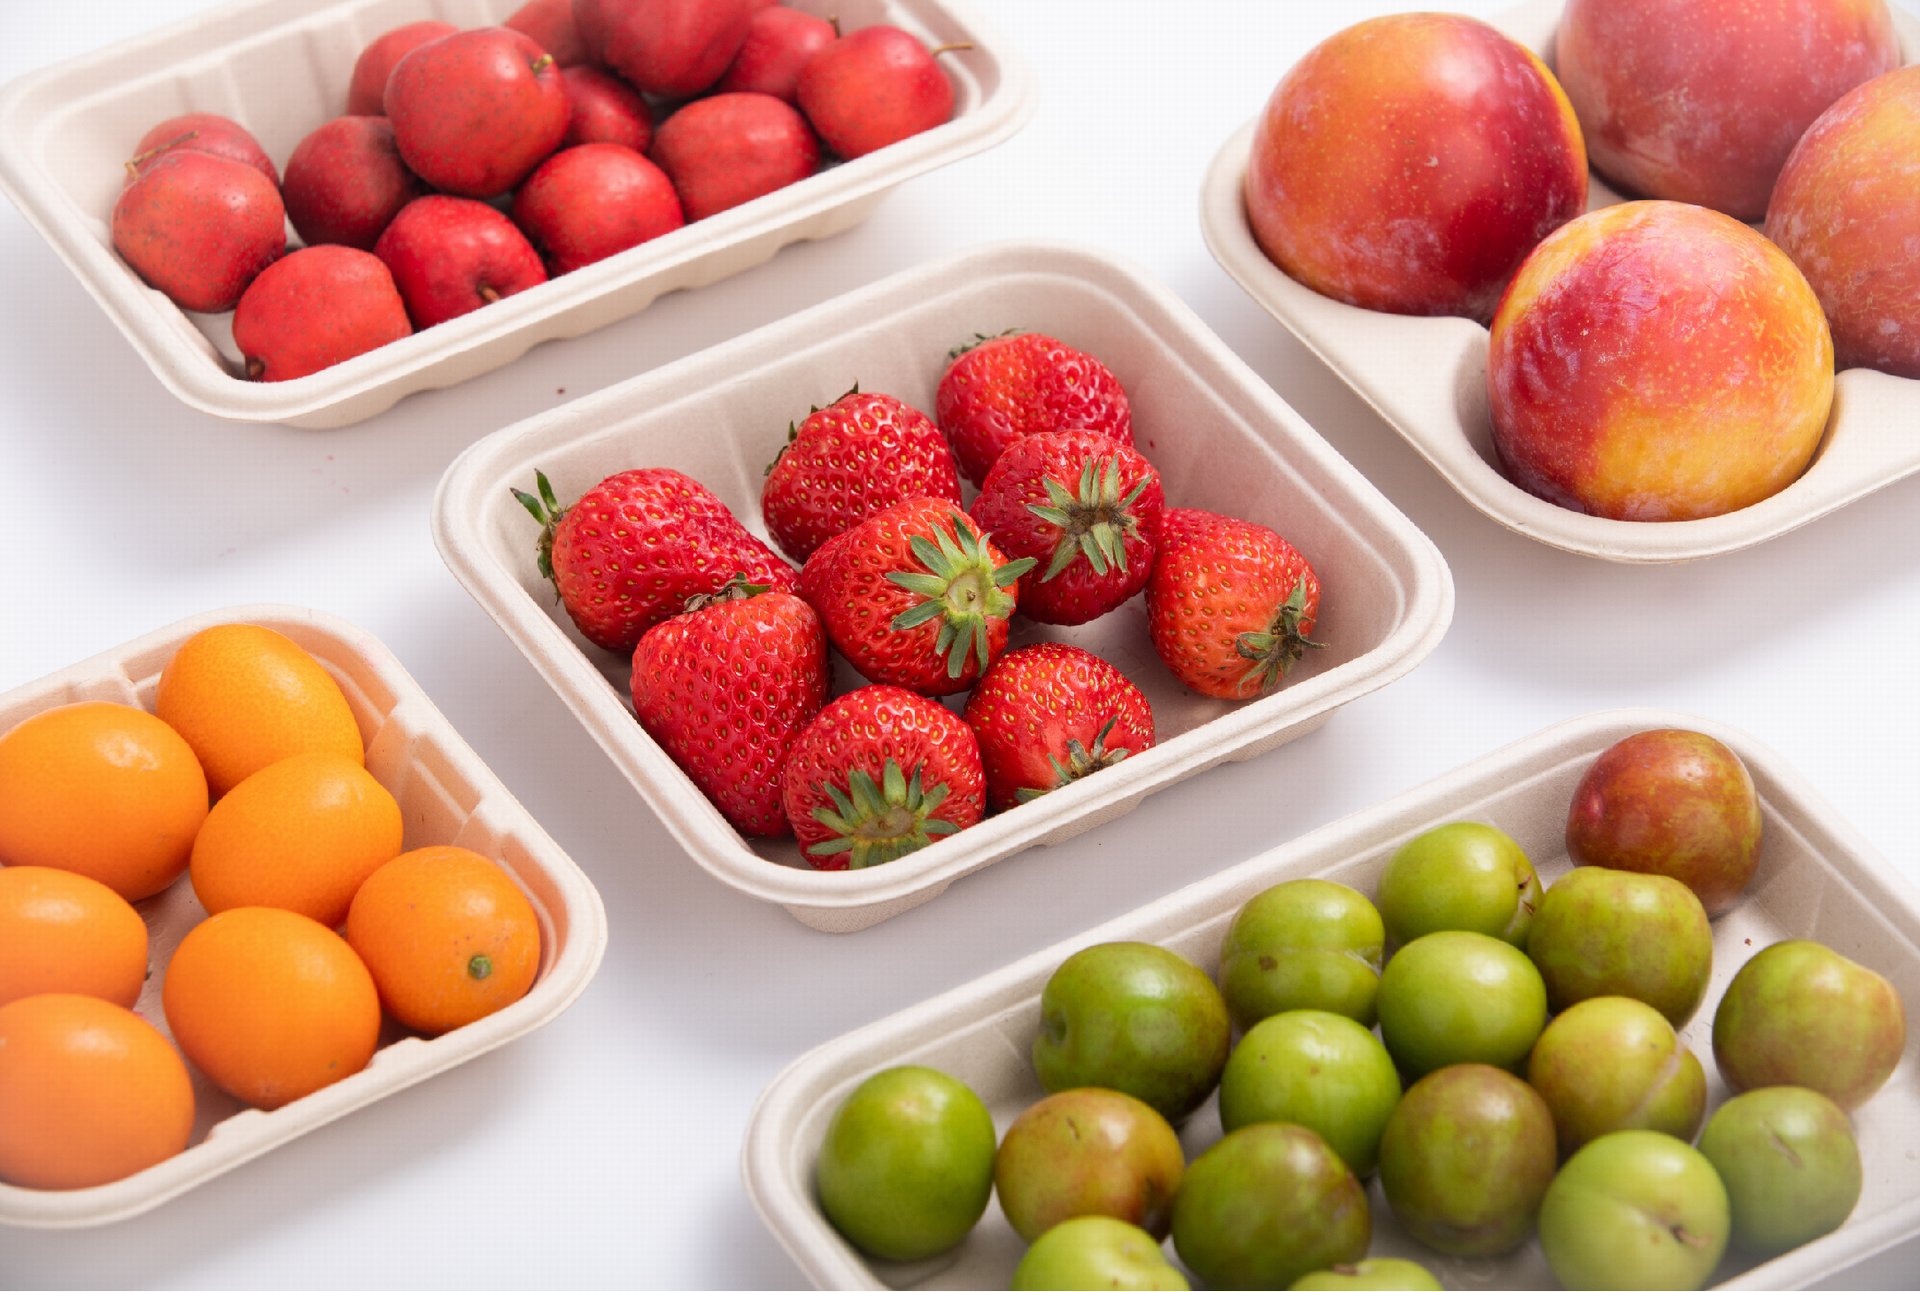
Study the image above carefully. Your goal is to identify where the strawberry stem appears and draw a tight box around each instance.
[1233,580,1325,696]
[886,513,1036,679]
[1013,716,1135,803]
[510,469,568,586]
[807,759,959,868]
[1026,455,1149,582]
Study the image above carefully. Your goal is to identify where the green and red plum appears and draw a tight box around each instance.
[993,1087,1184,1243]
[1376,930,1548,1077]
[1713,939,1906,1110]
[1376,820,1540,947]
[1526,995,1707,1152]
[1538,1130,1731,1291]
[1217,1009,1400,1178]
[1217,879,1384,1030]
[1698,1086,1863,1257]
[1171,1123,1370,1291]
[1288,1258,1443,1290]
[1526,865,1713,1026]
[1010,1216,1189,1291]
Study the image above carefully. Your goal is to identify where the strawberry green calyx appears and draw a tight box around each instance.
[1013,716,1135,804]
[1234,581,1326,696]
[945,328,1021,362]
[887,515,1037,679]
[1028,456,1152,581]
[807,759,960,868]
[510,469,568,586]
[683,573,770,613]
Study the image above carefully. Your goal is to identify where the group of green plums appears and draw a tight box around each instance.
[809,730,1908,1289]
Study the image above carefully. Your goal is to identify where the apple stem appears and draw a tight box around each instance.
[244,356,265,380]
[531,53,554,74]
[928,41,975,58]
[478,284,502,305]
[124,129,201,178]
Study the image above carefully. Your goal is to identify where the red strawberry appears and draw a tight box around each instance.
[760,389,963,562]
[799,496,1036,695]
[935,331,1134,486]
[969,430,1165,625]
[513,467,797,654]
[629,577,829,836]
[962,643,1156,813]
[1146,508,1325,700]
[781,684,986,869]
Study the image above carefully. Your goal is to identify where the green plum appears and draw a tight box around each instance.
[1171,1123,1370,1291]
[1376,820,1541,947]
[1217,878,1386,1029]
[813,1065,996,1262]
[1697,1085,1862,1257]
[1538,1130,1730,1291]
[1217,1009,1400,1177]
[1713,939,1906,1110]
[1377,1063,1558,1258]
[994,1087,1185,1242]
[1289,1258,1444,1290]
[1526,865,1713,1026]
[1011,1216,1190,1291]
[1032,941,1231,1124]
[1526,995,1707,1153]
[1375,929,1548,1076]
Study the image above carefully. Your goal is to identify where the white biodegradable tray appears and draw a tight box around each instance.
[432,241,1455,933]
[0,0,1032,428]
[742,707,1920,1290]
[0,605,608,1228]
[1200,0,1920,565]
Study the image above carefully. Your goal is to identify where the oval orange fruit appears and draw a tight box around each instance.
[154,623,364,798]
[346,846,543,1036]
[0,993,195,1189]
[0,701,208,900]
[0,866,149,1008]
[188,752,403,927]
[162,906,381,1110]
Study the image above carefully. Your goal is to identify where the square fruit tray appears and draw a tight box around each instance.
[0,0,1033,428]
[431,240,1455,932]
[0,605,607,1228]
[741,707,1920,1289]
[1199,0,1920,564]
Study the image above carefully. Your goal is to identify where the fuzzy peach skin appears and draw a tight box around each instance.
[1766,66,1920,379]
[1555,0,1900,222]
[1243,12,1587,325]
[1487,201,1835,522]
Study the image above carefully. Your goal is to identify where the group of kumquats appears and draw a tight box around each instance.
[0,624,541,1192]
[515,328,1323,866]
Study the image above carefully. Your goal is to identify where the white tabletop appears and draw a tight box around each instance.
[3,1,1918,1287]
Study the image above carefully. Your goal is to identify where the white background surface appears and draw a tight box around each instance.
[3,0,1919,1287]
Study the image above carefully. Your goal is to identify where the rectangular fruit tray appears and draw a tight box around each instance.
[741,707,1920,1289]
[431,240,1455,932]
[1199,0,1920,564]
[0,0,1032,428]
[0,604,607,1228]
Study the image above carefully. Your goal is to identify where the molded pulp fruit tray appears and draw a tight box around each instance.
[432,241,1455,932]
[0,605,607,1228]
[1199,0,1920,564]
[0,0,1033,428]
[741,707,1920,1290]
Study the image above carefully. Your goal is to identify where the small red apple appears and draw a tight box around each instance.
[649,92,819,221]
[1243,12,1587,324]
[513,143,684,274]
[1765,65,1920,379]
[506,0,591,67]
[346,20,457,117]
[281,116,425,251]
[232,246,412,381]
[718,7,838,105]
[384,27,569,199]
[112,151,285,314]
[373,195,548,328]
[797,25,963,161]
[599,0,755,99]
[124,112,278,188]
[560,65,655,151]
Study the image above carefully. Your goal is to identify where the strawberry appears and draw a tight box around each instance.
[1145,508,1326,700]
[935,330,1133,486]
[969,429,1164,625]
[781,684,986,869]
[513,467,797,654]
[629,577,829,837]
[761,389,963,562]
[962,643,1157,813]
[800,496,1036,695]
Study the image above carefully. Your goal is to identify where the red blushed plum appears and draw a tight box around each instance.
[513,143,684,274]
[505,0,591,67]
[599,0,755,99]
[718,6,839,105]
[560,65,655,152]
[111,151,285,314]
[347,20,457,117]
[1488,201,1834,522]
[374,196,548,329]
[1556,0,1899,222]
[281,117,425,251]
[649,93,820,222]
[232,246,411,382]
[125,113,278,187]
[1243,13,1587,325]
[385,27,569,199]
[1766,66,1920,379]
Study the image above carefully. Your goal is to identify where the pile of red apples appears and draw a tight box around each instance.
[1243,0,1919,525]
[108,0,966,382]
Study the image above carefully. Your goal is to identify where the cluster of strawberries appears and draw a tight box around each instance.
[516,332,1325,870]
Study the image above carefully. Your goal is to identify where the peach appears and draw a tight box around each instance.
[1487,201,1834,521]
[1243,13,1587,324]
[1765,66,1920,379]
[1555,0,1899,222]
